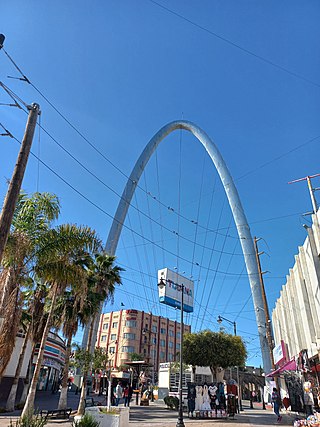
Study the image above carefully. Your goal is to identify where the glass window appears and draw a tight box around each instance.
[152,325,157,333]
[125,320,137,327]
[176,343,180,350]
[160,328,166,334]
[122,346,135,353]
[177,332,181,339]
[110,334,117,341]
[112,322,118,328]
[169,341,173,348]
[150,349,156,358]
[143,348,147,355]
[144,336,147,344]
[168,330,174,337]
[109,347,115,354]
[160,351,165,359]
[160,339,165,347]
[168,353,174,361]
[101,335,107,342]
[152,337,157,345]
[123,333,136,340]
[103,323,109,330]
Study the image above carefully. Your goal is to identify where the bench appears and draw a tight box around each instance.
[85,398,103,407]
[40,408,72,420]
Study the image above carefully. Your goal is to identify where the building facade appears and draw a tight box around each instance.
[271,210,320,408]
[96,309,191,377]
[272,210,320,361]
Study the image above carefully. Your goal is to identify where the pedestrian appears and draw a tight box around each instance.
[271,387,282,423]
[115,381,123,406]
[123,385,130,407]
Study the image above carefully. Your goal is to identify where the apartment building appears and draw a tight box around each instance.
[96,309,191,374]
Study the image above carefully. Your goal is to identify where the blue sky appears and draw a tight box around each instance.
[1,1,320,368]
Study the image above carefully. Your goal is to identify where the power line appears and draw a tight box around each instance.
[2,125,257,277]
[147,0,320,89]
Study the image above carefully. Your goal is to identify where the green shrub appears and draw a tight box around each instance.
[163,396,179,410]
[73,413,100,427]
[8,415,47,427]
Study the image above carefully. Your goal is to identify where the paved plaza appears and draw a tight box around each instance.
[0,391,302,427]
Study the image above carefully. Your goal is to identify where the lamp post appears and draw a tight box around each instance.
[142,327,156,401]
[158,278,185,427]
[217,315,243,412]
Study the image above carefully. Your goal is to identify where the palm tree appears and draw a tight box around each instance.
[0,192,60,379]
[21,224,101,418]
[76,253,123,415]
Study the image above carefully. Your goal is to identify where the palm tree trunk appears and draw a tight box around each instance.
[21,282,58,418]
[57,333,72,410]
[0,267,15,314]
[19,357,32,406]
[6,324,31,412]
[77,318,94,415]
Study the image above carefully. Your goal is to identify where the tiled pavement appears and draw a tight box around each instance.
[0,392,302,427]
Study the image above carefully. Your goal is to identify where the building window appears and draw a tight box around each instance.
[112,322,118,328]
[152,325,157,333]
[101,335,107,342]
[150,349,156,358]
[102,323,109,330]
[160,339,165,347]
[144,336,147,344]
[160,351,165,359]
[160,328,166,334]
[122,346,135,353]
[143,348,147,355]
[125,320,137,327]
[169,330,174,337]
[176,343,180,350]
[123,333,136,340]
[169,341,173,348]
[168,353,174,361]
[109,347,115,354]
[110,334,117,341]
[177,332,181,339]
[152,337,157,345]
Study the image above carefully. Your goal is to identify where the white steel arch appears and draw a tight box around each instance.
[96,120,271,374]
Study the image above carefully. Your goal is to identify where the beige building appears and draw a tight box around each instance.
[96,309,191,375]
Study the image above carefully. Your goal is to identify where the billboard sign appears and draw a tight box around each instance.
[273,340,288,365]
[157,268,194,313]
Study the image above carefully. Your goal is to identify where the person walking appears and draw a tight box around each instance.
[123,385,130,407]
[271,387,282,423]
[115,381,123,406]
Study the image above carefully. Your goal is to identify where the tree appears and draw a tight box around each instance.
[21,224,101,418]
[76,253,123,415]
[0,192,60,380]
[183,330,247,382]
[130,353,144,361]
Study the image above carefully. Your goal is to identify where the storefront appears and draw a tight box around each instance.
[34,331,66,392]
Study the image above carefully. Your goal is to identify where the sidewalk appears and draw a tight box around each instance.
[0,393,300,427]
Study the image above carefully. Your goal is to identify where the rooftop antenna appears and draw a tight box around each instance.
[288,173,320,215]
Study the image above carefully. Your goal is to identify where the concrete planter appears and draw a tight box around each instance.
[85,406,129,427]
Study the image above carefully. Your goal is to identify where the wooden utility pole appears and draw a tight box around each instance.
[253,237,275,370]
[288,173,320,215]
[0,103,40,264]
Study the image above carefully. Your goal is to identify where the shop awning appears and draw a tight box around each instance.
[266,359,297,377]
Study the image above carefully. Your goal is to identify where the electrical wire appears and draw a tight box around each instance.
[147,0,320,89]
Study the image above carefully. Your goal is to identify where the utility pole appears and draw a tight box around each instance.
[288,173,320,215]
[253,237,275,370]
[0,103,40,264]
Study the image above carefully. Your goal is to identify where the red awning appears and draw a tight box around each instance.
[266,359,297,377]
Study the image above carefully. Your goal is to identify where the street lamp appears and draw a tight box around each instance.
[217,315,243,412]
[158,278,185,427]
[142,327,156,401]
